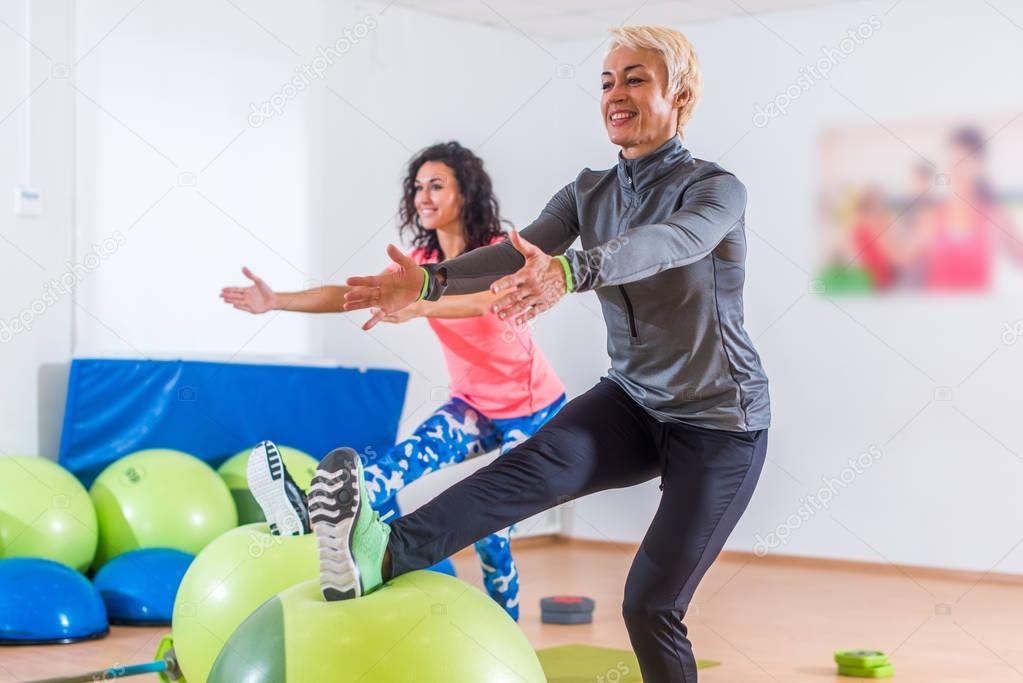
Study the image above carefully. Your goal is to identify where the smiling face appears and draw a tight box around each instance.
[414,161,463,231]
[601,46,685,159]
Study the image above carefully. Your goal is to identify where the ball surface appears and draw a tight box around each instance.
[172,523,318,683]
[89,449,237,568]
[0,456,97,571]
[209,571,546,683]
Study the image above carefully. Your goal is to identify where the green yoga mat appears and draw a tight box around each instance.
[537,644,720,682]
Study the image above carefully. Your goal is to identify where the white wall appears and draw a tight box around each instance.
[0,1,74,459]
[73,0,326,357]
[556,0,1023,576]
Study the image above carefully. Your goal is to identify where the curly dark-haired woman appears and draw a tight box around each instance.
[220,142,566,620]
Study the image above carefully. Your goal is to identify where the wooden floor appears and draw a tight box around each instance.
[3,538,1022,682]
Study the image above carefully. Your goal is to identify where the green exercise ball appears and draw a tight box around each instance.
[209,572,547,683]
[217,446,317,524]
[172,523,318,683]
[0,456,98,572]
[90,449,237,569]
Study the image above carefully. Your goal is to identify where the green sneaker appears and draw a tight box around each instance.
[309,447,391,600]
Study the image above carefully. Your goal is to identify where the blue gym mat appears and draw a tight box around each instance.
[58,358,408,487]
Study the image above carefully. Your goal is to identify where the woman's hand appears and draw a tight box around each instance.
[490,230,567,325]
[362,303,422,331]
[220,267,277,314]
[344,245,423,313]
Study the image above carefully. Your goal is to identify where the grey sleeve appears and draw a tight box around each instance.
[422,183,579,298]
[564,172,747,292]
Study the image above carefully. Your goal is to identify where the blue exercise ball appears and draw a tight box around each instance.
[93,548,194,625]
[0,558,108,644]
[427,557,457,577]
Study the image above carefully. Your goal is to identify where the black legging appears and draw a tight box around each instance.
[387,377,768,682]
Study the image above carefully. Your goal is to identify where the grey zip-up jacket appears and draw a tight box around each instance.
[421,137,771,432]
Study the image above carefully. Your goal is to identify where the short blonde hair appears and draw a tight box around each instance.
[608,26,703,138]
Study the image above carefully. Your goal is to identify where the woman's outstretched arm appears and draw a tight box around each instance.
[343,183,580,313]
[361,291,500,330]
[562,172,747,292]
[221,267,350,314]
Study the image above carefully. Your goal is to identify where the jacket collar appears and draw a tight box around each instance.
[616,136,692,191]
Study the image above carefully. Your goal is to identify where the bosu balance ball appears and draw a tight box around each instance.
[0,456,98,572]
[92,548,194,625]
[172,523,318,683]
[217,446,317,524]
[209,571,546,683]
[89,449,237,569]
[0,558,108,644]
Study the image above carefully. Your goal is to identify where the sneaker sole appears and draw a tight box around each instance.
[309,448,361,600]
[247,441,305,537]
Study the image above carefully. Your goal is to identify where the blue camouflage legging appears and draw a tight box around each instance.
[363,394,566,621]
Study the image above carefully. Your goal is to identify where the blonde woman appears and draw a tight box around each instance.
[312,26,770,682]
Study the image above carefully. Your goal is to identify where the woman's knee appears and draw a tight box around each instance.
[621,559,689,627]
[622,593,685,635]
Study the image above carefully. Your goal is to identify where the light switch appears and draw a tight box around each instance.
[15,186,42,217]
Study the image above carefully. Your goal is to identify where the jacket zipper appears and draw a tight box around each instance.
[619,285,639,341]
[618,166,639,342]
